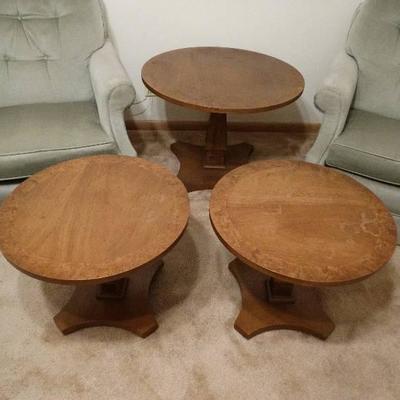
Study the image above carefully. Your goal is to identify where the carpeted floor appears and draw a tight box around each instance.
[1,130,399,400]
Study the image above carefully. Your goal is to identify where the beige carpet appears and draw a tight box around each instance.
[1,130,399,400]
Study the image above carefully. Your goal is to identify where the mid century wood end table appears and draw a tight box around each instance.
[142,47,304,191]
[0,155,189,337]
[210,160,397,340]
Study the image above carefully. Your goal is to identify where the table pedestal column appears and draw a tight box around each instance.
[54,261,163,337]
[229,259,335,340]
[171,113,253,192]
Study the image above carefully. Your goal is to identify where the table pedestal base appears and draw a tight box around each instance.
[54,262,162,337]
[171,113,253,192]
[229,259,335,340]
[171,142,253,192]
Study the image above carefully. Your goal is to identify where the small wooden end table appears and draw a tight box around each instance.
[210,160,397,340]
[0,155,189,337]
[142,47,304,191]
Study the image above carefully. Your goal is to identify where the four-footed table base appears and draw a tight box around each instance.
[171,113,253,192]
[171,141,253,192]
[229,259,335,340]
[54,262,163,337]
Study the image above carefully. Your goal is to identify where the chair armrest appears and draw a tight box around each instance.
[306,52,358,164]
[89,40,137,156]
[315,52,358,130]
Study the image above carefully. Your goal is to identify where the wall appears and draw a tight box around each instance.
[102,0,361,124]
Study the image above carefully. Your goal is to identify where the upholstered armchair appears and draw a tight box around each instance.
[0,0,136,201]
[306,0,400,242]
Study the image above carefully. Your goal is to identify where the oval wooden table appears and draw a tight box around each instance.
[142,47,304,191]
[0,155,189,337]
[209,160,397,339]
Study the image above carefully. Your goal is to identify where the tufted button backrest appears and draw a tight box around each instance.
[346,0,400,119]
[0,0,106,108]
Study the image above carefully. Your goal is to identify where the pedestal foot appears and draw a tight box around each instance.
[171,142,253,192]
[54,262,163,337]
[229,259,335,340]
[171,112,253,191]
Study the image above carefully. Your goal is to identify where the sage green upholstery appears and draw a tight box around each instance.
[346,0,400,120]
[0,102,117,180]
[325,110,400,186]
[306,0,400,242]
[0,0,136,200]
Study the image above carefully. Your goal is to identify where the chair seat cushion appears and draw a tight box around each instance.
[325,109,400,186]
[0,102,117,181]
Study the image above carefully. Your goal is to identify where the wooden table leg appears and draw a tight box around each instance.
[204,113,228,168]
[229,259,335,340]
[171,113,253,192]
[54,261,163,337]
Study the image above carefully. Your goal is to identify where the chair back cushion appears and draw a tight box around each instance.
[346,0,400,119]
[0,0,106,107]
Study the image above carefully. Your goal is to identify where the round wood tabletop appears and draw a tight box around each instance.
[142,47,304,114]
[0,156,190,284]
[210,160,397,286]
